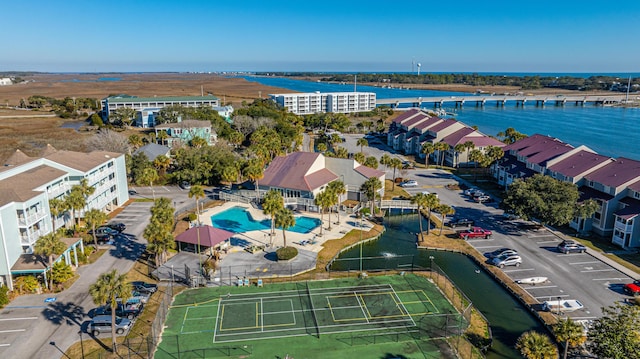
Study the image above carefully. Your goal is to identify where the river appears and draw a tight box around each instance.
[243,76,640,160]
[330,213,546,359]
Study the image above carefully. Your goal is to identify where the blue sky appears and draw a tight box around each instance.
[3,0,640,73]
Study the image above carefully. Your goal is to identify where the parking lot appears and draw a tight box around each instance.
[393,166,633,321]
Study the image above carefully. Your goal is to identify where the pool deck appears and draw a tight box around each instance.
[201,202,373,254]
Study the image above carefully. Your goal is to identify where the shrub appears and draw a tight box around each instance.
[0,286,9,308]
[51,262,74,284]
[14,276,39,294]
[276,246,298,261]
[187,213,197,222]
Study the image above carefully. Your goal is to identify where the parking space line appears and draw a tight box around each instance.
[580,269,616,273]
[593,278,630,281]
[569,261,600,265]
[0,329,26,334]
[536,240,560,244]
[528,234,553,238]
[502,268,535,273]
[0,317,38,321]
[535,294,570,299]
[0,344,10,347]
[519,285,557,290]
[571,316,597,320]
[475,245,502,249]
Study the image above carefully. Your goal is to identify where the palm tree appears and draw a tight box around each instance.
[65,189,86,228]
[221,165,239,188]
[244,159,264,198]
[139,167,159,199]
[128,134,143,151]
[188,184,205,223]
[421,142,435,168]
[469,149,485,182]
[553,318,586,359]
[389,158,403,191]
[75,178,95,222]
[153,155,171,176]
[364,156,378,169]
[262,189,284,238]
[85,209,108,247]
[353,152,366,164]
[356,137,368,153]
[435,142,450,167]
[89,270,132,353]
[436,204,455,235]
[316,142,327,153]
[380,153,391,170]
[333,146,348,158]
[463,140,475,167]
[34,231,66,290]
[454,143,467,168]
[275,208,296,248]
[144,219,175,265]
[314,191,330,236]
[327,180,346,225]
[48,197,68,232]
[574,199,600,234]
[156,130,169,146]
[411,193,429,243]
[516,331,558,359]
[360,177,382,216]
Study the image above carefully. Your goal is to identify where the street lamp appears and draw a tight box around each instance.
[78,330,85,359]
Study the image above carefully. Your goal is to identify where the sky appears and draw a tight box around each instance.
[3,0,640,73]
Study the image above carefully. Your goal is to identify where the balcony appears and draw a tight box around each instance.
[614,220,633,233]
[20,228,47,246]
[17,211,47,227]
[47,183,70,198]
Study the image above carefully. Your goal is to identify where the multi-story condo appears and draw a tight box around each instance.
[154,119,216,147]
[269,92,376,115]
[0,147,129,289]
[100,94,220,124]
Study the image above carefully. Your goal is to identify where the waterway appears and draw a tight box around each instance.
[330,213,546,359]
[243,76,640,160]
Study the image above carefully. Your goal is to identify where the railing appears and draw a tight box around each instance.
[379,199,417,209]
[614,220,633,233]
[47,183,69,198]
[17,211,47,226]
[218,191,252,204]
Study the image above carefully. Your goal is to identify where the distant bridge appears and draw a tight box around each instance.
[376,94,627,108]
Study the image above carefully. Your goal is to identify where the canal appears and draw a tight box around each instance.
[330,213,546,359]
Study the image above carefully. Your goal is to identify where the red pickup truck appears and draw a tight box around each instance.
[624,281,640,296]
[459,227,493,240]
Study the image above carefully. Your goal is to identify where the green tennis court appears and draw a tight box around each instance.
[157,274,465,358]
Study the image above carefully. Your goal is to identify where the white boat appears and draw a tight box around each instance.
[516,277,548,285]
[542,299,584,312]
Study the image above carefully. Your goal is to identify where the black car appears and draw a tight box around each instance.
[106,222,126,233]
[94,302,144,320]
[130,281,158,294]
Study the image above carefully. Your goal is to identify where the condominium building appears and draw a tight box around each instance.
[269,92,376,115]
[0,146,129,289]
[100,94,220,123]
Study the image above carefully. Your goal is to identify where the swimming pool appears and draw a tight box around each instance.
[210,206,321,234]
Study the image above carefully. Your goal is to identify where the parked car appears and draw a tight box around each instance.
[474,195,492,203]
[486,248,518,259]
[89,227,119,237]
[421,191,438,198]
[458,227,492,239]
[490,254,522,268]
[557,240,587,254]
[447,218,475,229]
[94,302,144,320]
[124,290,151,304]
[128,189,137,195]
[180,181,191,190]
[106,222,126,233]
[624,280,640,296]
[130,281,158,294]
[463,188,480,196]
[89,315,132,336]
[502,212,518,221]
[400,180,418,188]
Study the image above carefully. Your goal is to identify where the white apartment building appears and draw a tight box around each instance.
[0,147,129,289]
[101,94,220,122]
[269,92,376,115]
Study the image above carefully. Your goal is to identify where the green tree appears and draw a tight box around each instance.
[364,156,378,169]
[84,208,108,247]
[333,146,348,159]
[188,184,206,223]
[388,157,403,191]
[353,152,366,164]
[314,190,331,236]
[516,331,558,359]
[65,189,85,227]
[275,208,295,248]
[356,137,368,153]
[89,270,132,353]
[128,134,143,150]
[262,189,284,238]
[588,303,640,359]
[553,318,586,359]
[435,204,455,236]
[503,174,580,226]
[244,158,264,197]
[110,107,136,128]
[153,155,171,176]
[421,142,435,168]
[454,143,467,168]
[144,219,175,265]
[316,142,327,153]
[411,193,429,242]
[221,164,239,188]
[498,127,528,144]
[468,149,485,182]
[435,142,450,167]
[34,231,66,290]
[139,167,159,198]
[360,177,382,215]
[48,197,68,232]
[51,261,74,284]
[327,180,346,225]
[380,153,391,170]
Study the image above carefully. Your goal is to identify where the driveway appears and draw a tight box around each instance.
[0,201,153,359]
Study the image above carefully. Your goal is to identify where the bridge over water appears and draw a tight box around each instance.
[376,94,627,108]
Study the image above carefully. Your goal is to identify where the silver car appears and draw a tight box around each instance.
[490,254,522,268]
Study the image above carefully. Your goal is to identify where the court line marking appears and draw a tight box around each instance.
[390,285,416,327]
[354,292,370,323]
[260,298,264,332]
[212,296,222,343]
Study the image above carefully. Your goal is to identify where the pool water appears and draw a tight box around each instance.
[210,206,321,234]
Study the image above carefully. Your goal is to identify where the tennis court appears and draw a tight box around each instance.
[157,274,464,358]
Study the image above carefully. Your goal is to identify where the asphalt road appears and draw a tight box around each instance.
[402,167,632,323]
[0,186,194,359]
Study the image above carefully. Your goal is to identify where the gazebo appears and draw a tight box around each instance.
[175,225,234,254]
